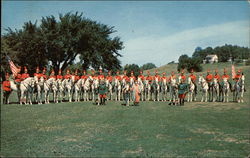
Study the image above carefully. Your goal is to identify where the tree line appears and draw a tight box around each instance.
[1,12,123,76]
[178,44,250,72]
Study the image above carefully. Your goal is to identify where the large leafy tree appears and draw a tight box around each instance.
[2,12,123,75]
[178,54,202,72]
[124,64,140,77]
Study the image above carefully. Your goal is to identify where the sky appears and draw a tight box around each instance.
[2,1,249,67]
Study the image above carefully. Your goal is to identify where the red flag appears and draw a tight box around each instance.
[6,55,20,77]
[231,64,236,79]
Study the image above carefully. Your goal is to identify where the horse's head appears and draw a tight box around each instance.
[198,75,204,85]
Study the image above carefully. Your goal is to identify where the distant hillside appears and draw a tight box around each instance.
[145,62,249,76]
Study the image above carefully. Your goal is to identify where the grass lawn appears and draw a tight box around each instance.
[1,63,249,157]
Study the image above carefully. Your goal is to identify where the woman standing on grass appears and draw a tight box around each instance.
[131,80,140,106]
[178,78,189,106]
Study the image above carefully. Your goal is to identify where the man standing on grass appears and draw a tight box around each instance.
[2,73,11,104]
[98,79,107,105]
[178,78,189,106]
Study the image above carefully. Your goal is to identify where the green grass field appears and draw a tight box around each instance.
[1,63,249,157]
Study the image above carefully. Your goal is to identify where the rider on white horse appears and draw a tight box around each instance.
[138,70,145,101]
[106,70,113,100]
[205,69,213,102]
[145,70,153,101]
[114,71,122,101]
[188,69,197,101]
[161,72,168,101]
[213,69,221,102]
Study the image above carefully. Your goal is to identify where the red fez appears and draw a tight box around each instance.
[237,69,241,73]
[171,71,174,75]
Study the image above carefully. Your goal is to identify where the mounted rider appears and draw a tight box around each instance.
[41,67,47,80]
[106,70,113,83]
[14,65,22,92]
[233,69,241,82]
[64,69,71,79]
[206,69,213,91]
[168,71,176,83]
[189,69,197,94]
[179,69,186,82]
[153,70,161,82]
[122,70,130,82]
[49,69,56,79]
[74,69,80,82]
[34,66,41,80]
[138,70,145,82]
[221,68,231,89]
[146,70,153,84]
[115,71,122,81]
[130,71,136,86]
[98,68,105,81]
[56,69,63,80]
[21,66,30,81]
[214,68,220,82]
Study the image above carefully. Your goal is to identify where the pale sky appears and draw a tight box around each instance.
[2,1,249,67]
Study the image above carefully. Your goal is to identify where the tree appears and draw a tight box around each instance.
[140,63,157,70]
[2,12,124,75]
[178,54,202,72]
[124,64,140,77]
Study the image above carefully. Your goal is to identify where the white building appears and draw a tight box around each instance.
[203,55,218,64]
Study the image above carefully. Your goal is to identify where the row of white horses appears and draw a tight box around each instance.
[7,74,245,105]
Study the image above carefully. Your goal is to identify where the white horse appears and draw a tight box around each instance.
[152,77,160,101]
[62,78,73,102]
[169,77,178,105]
[212,78,220,102]
[121,78,127,100]
[114,78,121,101]
[34,76,45,104]
[105,79,113,100]
[198,75,209,102]
[144,79,151,101]
[74,78,84,102]
[234,75,245,103]
[91,77,99,101]
[221,78,230,102]
[54,78,64,103]
[10,77,35,105]
[187,77,195,102]
[138,78,144,101]
[161,77,168,102]
[83,77,91,101]
[44,78,56,104]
